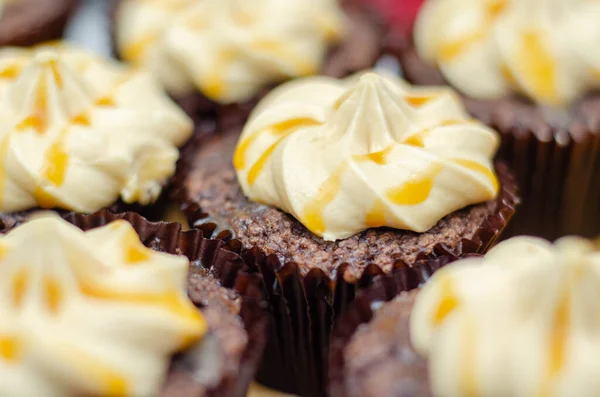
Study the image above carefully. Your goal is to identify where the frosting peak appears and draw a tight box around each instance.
[0,214,205,397]
[415,0,600,106]
[411,236,600,397]
[234,71,500,241]
[116,0,346,103]
[9,51,94,134]
[0,43,192,213]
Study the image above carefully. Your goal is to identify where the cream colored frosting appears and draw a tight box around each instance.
[115,0,346,103]
[414,0,600,106]
[234,71,500,241]
[0,43,192,213]
[0,213,206,397]
[411,236,600,397]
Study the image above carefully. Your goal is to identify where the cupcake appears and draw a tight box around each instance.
[0,0,78,47]
[172,70,518,396]
[392,0,600,240]
[0,211,266,397]
[330,236,600,397]
[113,0,384,135]
[0,42,193,230]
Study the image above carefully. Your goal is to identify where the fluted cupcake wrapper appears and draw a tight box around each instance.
[328,271,432,397]
[0,0,77,47]
[41,209,267,397]
[0,194,172,233]
[391,38,600,241]
[170,151,518,397]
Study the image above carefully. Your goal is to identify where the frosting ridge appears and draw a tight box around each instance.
[414,0,600,106]
[0,213,205,397]
[0,43,192,213]
[411,236,600,397]
[116,0,346,103]
[234,71,500,241]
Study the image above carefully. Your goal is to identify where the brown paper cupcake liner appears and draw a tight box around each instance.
[0,190,172,233]
[389,38,600,240]
[27,209,267,397]
[328,272,429,397]
[0,0,78,47]
[171,149,518,397]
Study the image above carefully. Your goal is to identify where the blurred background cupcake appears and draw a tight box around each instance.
[392,0,600,240]
[0,211,266,396]
[0,0,78,46]
[330,236,600,397]
[0,42,192,230]
[113,0,385,135]
[173,70,518,396]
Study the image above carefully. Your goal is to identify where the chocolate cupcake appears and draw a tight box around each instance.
[172,71,518,396]
[0,211,266,397]
[330,236,600,397]
[391,0,600,240]
[113,0,384,135]
[0,0,78,47]
[0,42,193,230]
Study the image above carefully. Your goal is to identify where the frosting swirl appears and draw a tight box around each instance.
[414,0,600,106]
[0,213,205,397]
[115,0,346,103]
[411,236,600,397]
[234,72,499,241]
[0,43,192,213]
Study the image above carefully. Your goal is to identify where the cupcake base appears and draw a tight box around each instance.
[329,279,429,397]
[0,0,77,46]
[171,128,518,396]
[391,40,600,240]
[62,210,267,397]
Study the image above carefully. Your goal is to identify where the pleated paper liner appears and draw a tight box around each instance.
[56,209,268,397]
[328,273,426,397]
[0,0,77,47]
[390,38,600,241]
[0,193,172,233]
[109,0,386,139]
[171,156,518,397]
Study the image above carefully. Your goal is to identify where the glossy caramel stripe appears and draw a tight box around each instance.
[386,164,444,206]
[234,118,320,177]
[302,162,347,236]
[460,317,479,397]
[433,274,461,326]
[438,0,507,61]
[451,158,499,192]
[537,290,570,397]
[515,30,558,104]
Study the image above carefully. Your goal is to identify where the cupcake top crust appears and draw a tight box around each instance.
[115,0,346,103]
[234,71,499,241]
[411,236,600,397]
[0,43,192,213]
[414,0,600,106]
[0,213,206,397]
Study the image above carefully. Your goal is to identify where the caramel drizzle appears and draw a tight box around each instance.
[515,29,558,104]
[252,40,318,76]
[301,162,347,236]
[537,290,570,397]
[61,344,130,396]
[438,0,507,61]
[386,164,444,206]
[451,158,499,192]
[460,317,479,397]
[234,118,321,183]
[432,274,460,326]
